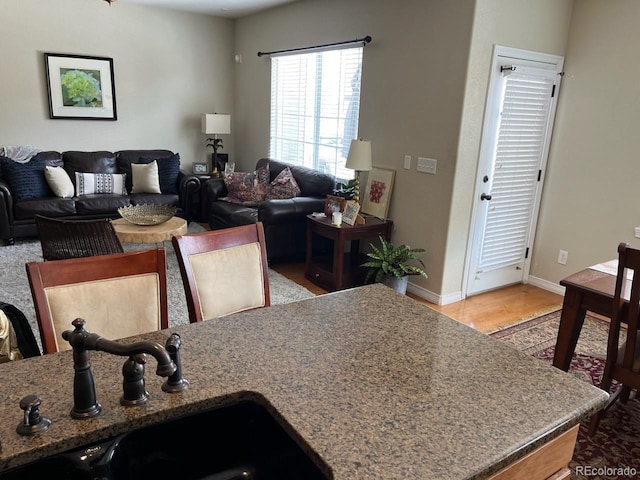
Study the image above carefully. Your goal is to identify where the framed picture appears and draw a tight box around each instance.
[44,53,117,120]
[361,167,396,219]
[342,200,361,226]
[192,163,209,174]
[324,195,346,217]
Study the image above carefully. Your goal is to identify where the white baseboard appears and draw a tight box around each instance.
[526,275,566,296]
[407,275,564,306]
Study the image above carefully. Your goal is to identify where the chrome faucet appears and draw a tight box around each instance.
[62,318,177,419]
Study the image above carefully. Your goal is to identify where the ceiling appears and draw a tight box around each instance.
[116,0,297,18]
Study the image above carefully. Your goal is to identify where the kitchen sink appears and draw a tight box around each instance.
[0,400,331,480]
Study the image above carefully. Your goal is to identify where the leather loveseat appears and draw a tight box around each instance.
[205,158,336,262]
[0,149,201,245]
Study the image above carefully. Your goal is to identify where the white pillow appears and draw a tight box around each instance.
[75,172,127,196]
[131,161,161,194]
[44,166,74,198]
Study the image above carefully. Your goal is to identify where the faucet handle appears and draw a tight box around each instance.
[162,333,189,393]
[17,395,51,435]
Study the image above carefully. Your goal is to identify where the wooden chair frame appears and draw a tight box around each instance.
[172,223,270,322]
[589,242,640,435]
[26,248,169,354]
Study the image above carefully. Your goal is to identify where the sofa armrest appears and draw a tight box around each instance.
[0,178,14,242]
[177,172,201,222]
[258,197,326,225]
[204,178,228,200]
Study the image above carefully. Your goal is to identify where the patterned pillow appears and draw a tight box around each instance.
[75,172,127,196]
[0,156,53,201]
[266,167,301,200]
[139,153,181,194]
[222,165,270,206]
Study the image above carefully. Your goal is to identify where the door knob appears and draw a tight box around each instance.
[481,193,492,201]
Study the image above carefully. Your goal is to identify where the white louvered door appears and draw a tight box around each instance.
[466,47,563,296]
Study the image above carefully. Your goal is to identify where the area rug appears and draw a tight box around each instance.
[0,222,315,352]
[492,310,640,480]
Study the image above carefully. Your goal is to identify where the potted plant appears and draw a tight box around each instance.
[333,179,357,200]
[361,236,427,294]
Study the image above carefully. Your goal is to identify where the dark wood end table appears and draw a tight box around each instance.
[305,214,393,291]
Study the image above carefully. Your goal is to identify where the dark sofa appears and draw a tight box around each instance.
[0,149,201,245]
[205,158,336,262]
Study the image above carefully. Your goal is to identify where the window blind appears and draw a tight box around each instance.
[478,70,555,271]
[269,46,363,179]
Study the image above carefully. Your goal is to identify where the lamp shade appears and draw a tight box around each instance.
[201,113,231,135]
[345,139,372,171]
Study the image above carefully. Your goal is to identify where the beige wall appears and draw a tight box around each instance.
[0,0,234,171]
[531,0,640,287]
[446,0,574,299]
[235,0,476,301]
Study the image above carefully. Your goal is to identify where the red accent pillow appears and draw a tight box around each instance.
[266,167,301,200]
[222,164,270,206]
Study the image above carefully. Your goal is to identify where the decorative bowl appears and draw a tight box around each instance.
[117,204,177,226]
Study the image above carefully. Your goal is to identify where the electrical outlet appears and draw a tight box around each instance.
[403,155,411,170]
[557,250,568,265]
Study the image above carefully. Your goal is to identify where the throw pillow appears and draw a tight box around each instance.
[222,165,270,206]
[266,166,301,200]
[0,156,53,201]
[75,172,127,196]
[139,153,180,194]
[131,161,161,194]
[44,166,74,198]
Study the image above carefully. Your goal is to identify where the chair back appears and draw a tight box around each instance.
[35,215,124,261]
[26,248,168,354]
[589,242,640,435]
[607,242,640,384]
[172,223,270,322]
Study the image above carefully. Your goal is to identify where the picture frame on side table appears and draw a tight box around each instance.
[193,163,209,174]
[324,195,346,217]
[342,200,361,226]
[361,167,396,219]
[44,53,117,120]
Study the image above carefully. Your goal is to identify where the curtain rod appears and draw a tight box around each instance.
[257,35,371,57]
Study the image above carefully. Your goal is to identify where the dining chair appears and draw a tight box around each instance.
[589,242,640,435]
[171,222,270,322]
[35,215,124,261]
[26,248,169,354]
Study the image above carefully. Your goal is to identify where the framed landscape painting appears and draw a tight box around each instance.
[361,167,395,219]
[44,53,117,120]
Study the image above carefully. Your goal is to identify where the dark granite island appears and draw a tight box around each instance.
[0,284,608,479]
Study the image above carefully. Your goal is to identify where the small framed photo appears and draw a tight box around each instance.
[342,200,360,226]
[192,163,209,174]
[324,195,346,217]
[44,53,117,120]
[361,167,396,219]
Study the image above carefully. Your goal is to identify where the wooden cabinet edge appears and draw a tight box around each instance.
[487,424,579,480]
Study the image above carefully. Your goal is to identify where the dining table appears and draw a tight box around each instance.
[0,284,607,479]
[553,260,624,372]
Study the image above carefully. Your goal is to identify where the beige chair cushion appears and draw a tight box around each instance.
[44,273,162,352]
[189,242,266,320]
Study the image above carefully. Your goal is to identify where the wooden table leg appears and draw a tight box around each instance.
[333,230,345,290]
[552,289,587,372]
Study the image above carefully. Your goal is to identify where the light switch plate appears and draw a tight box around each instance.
[417,157,437,174]
[403,155,411,170]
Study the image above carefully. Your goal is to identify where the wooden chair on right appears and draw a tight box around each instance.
[171,222,270,323]
[589,242,640,435]
[35,215,124,261]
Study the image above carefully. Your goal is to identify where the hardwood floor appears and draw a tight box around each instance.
[271,261,564,333]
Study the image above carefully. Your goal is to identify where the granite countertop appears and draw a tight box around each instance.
[0,284,608,479]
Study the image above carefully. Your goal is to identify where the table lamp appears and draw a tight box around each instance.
[202,113,231,173]
[345,139,372,204]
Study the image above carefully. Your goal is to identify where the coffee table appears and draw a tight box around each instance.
[112,217,188,244]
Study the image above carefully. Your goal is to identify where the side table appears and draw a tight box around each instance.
[305,214,393,291]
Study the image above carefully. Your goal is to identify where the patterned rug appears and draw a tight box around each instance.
[492,311,640,480]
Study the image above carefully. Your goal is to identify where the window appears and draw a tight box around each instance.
[269,46,363,179]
